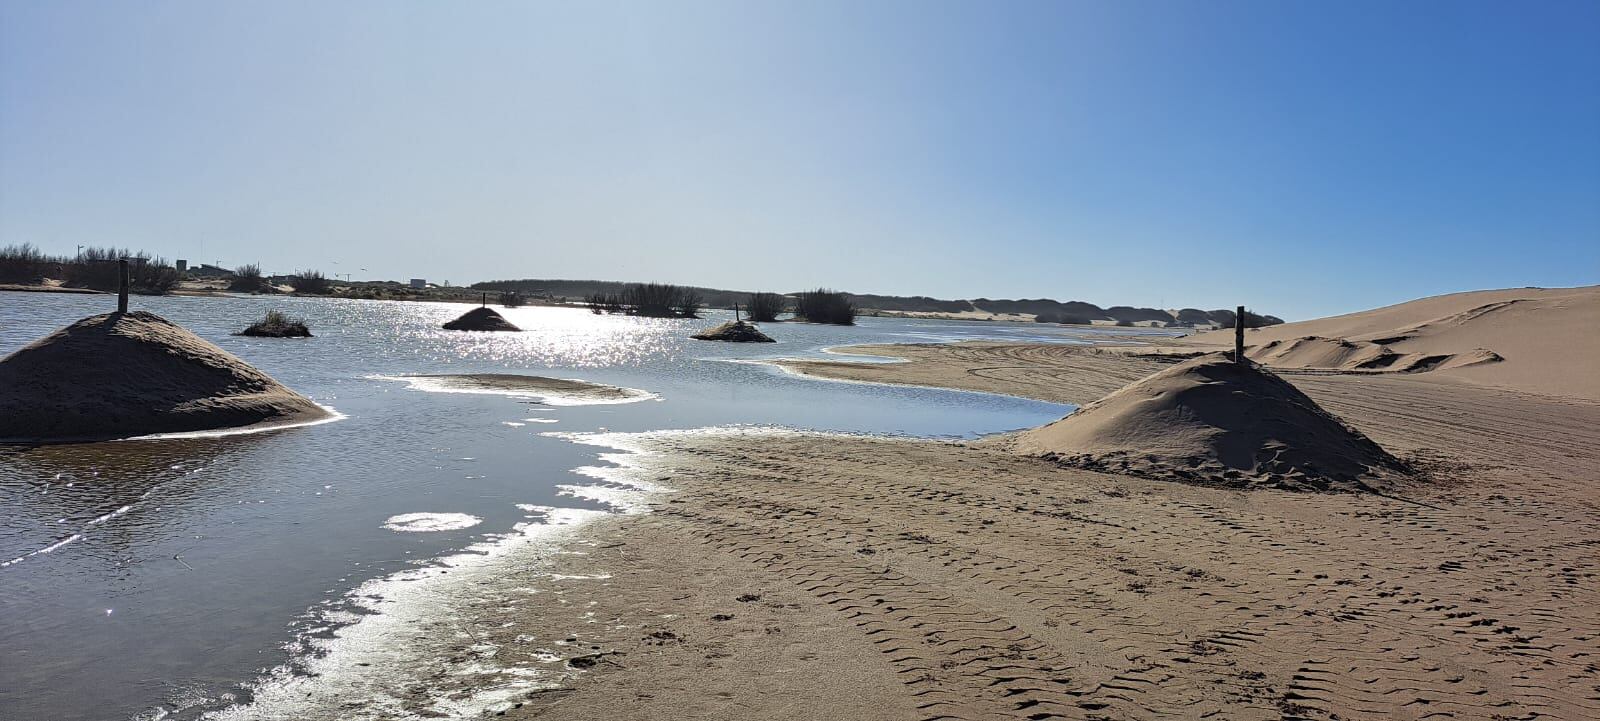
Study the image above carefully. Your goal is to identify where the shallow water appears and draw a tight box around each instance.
[0,291,1172,720]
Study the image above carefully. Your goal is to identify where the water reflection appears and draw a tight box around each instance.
[0,435,271,566]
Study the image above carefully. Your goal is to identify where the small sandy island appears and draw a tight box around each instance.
[385,373,656,405]
[0,311,330,443]
[690,320,775,342]
[443,307,521,332]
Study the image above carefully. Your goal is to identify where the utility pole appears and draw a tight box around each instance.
[1235,305,1246,364]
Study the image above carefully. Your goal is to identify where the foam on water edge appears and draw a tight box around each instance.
[194,431,670,721]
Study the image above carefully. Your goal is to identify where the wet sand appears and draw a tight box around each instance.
[476,343,1600,720]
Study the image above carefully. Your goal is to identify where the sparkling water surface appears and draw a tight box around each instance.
[0,291,1172,720]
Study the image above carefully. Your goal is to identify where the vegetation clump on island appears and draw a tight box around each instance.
[792,288,857,325]
[239,310,312,338]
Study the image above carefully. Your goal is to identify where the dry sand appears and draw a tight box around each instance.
[470,318,1599,719]
[0,311,329,443]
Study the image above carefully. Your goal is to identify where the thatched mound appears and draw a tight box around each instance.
[691,320,775,343]
[442,307,520,332]
[0,311,330,443]
[1015,354,1407,491]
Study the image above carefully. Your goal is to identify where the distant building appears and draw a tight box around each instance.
[175,259,188,272]
[189,264,234,279]
[409,278,426,289]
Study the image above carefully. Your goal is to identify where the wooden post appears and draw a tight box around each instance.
[735,304,741,323]
[117,258,130,313]
[1235,305,1246,364]
[481,292,487,308]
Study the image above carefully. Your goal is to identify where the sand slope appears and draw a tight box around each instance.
[1189,286,1599,399]
[1014,354,1407,490]
[0,311,329,443]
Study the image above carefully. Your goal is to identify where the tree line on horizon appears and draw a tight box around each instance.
[578,283,858,325]
[476,278,1279,327]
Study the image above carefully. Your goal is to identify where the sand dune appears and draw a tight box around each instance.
[1189,285,1599,399]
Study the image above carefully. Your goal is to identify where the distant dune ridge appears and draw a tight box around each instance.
[1015,354,1409,491]
[0,311,329,442]
[1186,285,1599,400]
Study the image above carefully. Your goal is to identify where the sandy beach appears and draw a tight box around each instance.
[437,288,1600,720]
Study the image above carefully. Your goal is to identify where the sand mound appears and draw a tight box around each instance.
[442,307,520,332]
[691,320,775,343]
[1015,354,1407,490]
[1185,286,1598,399]
[0,311,330,443]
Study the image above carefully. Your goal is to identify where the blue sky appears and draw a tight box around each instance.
[2,1,1596,319]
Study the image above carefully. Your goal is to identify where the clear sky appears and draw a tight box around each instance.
[2,1,1596,319]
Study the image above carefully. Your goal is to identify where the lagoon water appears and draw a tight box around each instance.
[0,292,1169,720]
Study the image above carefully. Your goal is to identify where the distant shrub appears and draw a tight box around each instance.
[618,282,701,318]
[290,269,330,295]
[585,292,624,314]
[0,243,52,284]
[230,263,270,292]
[582,283,702,318]
[1115,319,1135,327]
[745,292,786,322]
[60,247,180,293]
[793,288,856,325]
[499,291,524,307]
[239,310,312,337]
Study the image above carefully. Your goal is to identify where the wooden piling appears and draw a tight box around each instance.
[1235,305,1245,364]
[481,292,487,308]
[117,259,130,313]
